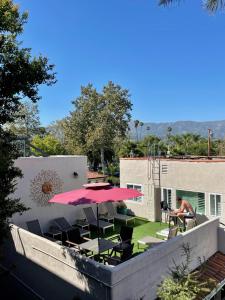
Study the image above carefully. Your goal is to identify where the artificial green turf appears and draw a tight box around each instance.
[91,218,168,255]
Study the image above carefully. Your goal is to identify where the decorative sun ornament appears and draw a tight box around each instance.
[30,169,63,206]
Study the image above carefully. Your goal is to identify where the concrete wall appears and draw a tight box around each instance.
[109,217,219,300]
[161,160,225,223]
[218,225,225,254]
[3,224,112,300]
[12,156,88,232]
[4,219,219,300]
[120,159,154,220]
[120,158,225,222]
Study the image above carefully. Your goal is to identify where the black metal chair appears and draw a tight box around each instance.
[26,219,62,244]
[53,217,90,243]
[65,227,91,250]
[110,225,133,255]
[102,243,134,266]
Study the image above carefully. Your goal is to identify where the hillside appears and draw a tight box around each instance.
[129,120,225,140]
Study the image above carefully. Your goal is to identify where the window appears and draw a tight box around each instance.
[162,188,172,208]
[127,184,143,202]
[176,190,205,214]
[210,194,221,216]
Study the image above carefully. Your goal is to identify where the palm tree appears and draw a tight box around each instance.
[134,120,140,142]
[139,122,144,141]
[158,0,225,12]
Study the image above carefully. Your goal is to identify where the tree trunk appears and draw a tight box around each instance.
[100,147,105,175]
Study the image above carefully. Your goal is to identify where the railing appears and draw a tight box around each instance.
[12,136,49,157]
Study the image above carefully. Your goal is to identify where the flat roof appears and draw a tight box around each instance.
[198,251,225,284]
[120,157,225,163]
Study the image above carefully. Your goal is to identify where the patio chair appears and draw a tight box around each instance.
[26,219,62,244]
[185,219,196,231]
[105,202,135,225]
[109,225,133,254]
[138,226,178,249]
[53,217,90,241]
[65,227,91,251]
[83,207,114,234]
[102,243,134,266]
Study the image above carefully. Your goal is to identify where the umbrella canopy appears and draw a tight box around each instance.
[49,184,143,206]
[49,183,143,251]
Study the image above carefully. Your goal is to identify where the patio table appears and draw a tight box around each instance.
[79,238,119,254]
[137,236,164,249]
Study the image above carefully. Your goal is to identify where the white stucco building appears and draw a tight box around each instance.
[120,157,225,223]
[12,155,88,231]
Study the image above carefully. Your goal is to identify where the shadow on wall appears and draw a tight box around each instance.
[1,231,110,300]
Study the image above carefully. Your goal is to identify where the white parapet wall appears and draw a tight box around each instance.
[109,217,219,300]
[4,218,219,300]
[12,156,88,232]
[6,224,112,300]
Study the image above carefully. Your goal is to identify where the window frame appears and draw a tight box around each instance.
[175,189,206,215]
[209,193,222,217]
[161,187,172,209]
[126,183,143,204]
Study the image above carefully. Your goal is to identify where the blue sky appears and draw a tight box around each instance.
[18,0,225,125]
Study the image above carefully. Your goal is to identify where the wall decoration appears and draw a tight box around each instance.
[30,170,63,206]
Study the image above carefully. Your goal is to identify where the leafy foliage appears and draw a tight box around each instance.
[64,81,132,168]
[5,101,41,138]
[0,0,55,243]
[157,243,216,300]
[31,134,67,156]
[0,129,29,242]
[158,0,225,12]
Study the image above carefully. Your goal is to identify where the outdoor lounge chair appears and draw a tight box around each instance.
[83,207,114,234]
[109,225,133,254]
[26,219,62,244]
[137,226,178,249]
[53,217,90,240]
[105,202,135,225]
[101,243,134,266]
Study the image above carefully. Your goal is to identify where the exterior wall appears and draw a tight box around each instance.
[12,156,88,232]
[120,158,225,222]
[160,160,225,223]
[120,159,154,220]
[3,224,112,300]
[218,225,225,254]
[3,218,219,300]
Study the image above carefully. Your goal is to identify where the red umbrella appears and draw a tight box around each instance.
[49,183,142,205]
[49,183,143,244]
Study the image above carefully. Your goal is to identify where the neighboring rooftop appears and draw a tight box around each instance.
[120,156,225,163]
[199,251,225,284]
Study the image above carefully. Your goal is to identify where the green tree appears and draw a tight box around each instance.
[6,101,41,138]
[31,134,66,156]
[138,135,166,156]
[0,0,55,243]
[139,121,144,141]
[47,119,66,145]
[117,139,144,158]
[64,81,132,172]
[158,0,225,12]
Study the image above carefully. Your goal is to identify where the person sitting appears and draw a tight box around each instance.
[174,196,194,218]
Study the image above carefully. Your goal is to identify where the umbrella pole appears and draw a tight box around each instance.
[97,203,100,253]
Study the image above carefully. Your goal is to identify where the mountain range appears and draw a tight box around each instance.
[129,120,225,140]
